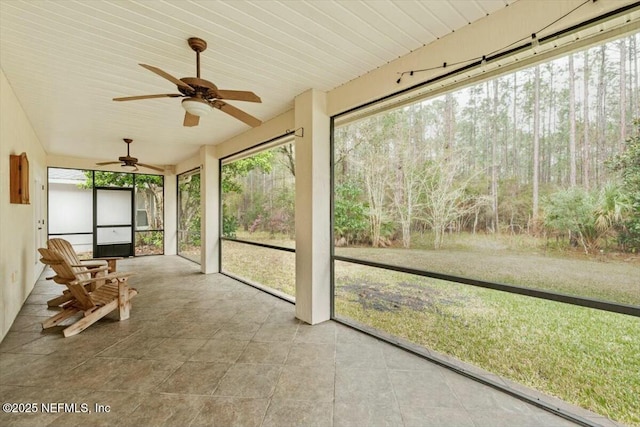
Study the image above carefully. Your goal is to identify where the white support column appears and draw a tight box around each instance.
[200,145,220,273]
[294,89,331,325]
[163,169,177,255]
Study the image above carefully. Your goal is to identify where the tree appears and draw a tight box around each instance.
[178,172,201,244]
[532,65,541,232]
[543,185,628,254]
[356,114,393,247]
[583,49,591,190]
[334,182,369,245]
[392,117,424,248]
[419,151,476,249]
[82,171,164,230]
[608,119,640,251]
[568,54,577,187]
[221,151,273,237]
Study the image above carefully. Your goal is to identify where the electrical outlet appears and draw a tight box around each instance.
[11,271,17,283]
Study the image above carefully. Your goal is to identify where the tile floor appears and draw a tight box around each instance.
[0,255,613,426]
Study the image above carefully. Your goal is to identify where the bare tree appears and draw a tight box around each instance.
[358,116,391,247]
[419,150,476,249]
[583,50,591,191]
[532,65,541,232]
[392,112,424,248]
[490,79,500,232]
[619,39,627,147]
[569,54,577,187]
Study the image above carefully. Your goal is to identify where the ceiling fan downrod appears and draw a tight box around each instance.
[188,37,207,79]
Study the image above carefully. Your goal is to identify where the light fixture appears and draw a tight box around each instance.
[121,164,137,171]
[182,97,213,117]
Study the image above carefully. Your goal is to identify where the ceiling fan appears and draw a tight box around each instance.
[96,138,163,172]
[113,37,262,128]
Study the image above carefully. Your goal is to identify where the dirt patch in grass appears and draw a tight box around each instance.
[341,280,466,313]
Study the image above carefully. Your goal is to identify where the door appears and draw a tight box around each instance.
[34,174,46,263]
[94,187,134,257]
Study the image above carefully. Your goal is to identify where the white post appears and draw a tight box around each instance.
[200,145,220,273]
[294,89,331,324]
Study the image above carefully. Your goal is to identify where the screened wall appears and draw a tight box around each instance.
[331,32,640,425]
[220,136,296,300]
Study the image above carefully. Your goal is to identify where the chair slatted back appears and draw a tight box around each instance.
[38,248,96,310]
[47,238,91,282]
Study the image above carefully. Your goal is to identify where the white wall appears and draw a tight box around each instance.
[48,182,93,234]
[0,68,47,341]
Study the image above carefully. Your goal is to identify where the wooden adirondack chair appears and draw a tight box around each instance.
[48,237,121,272]
[38,247,137,337]
[45,238,121,307]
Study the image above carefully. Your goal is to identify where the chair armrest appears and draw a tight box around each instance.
[71,265,110,274]
[93,257,123,261]
[79,260,108,266]
[72,272,134,286]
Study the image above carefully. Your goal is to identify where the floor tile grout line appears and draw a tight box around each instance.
[384,351,408,427]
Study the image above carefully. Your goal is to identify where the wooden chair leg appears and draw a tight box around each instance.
[42,307,80,329]
[47,291,73,307]
[62,300,117,337]
[118,279,131,320]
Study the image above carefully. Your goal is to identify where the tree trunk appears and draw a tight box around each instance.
[583,50,590,191]
[532,65,541,233]
[491,79,499,233]
[512,73,518,181]
[632,35,639,120]
[596,45,606,187]
[568,54,577,187]
[619,39,627,148]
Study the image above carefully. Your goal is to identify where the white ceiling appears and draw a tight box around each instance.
[0,0,515,167]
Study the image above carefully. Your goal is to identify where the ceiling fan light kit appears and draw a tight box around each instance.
[113,37,262,128]
[182,97,213,117]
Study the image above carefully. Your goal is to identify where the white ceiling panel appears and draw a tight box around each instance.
[0,0,514,167]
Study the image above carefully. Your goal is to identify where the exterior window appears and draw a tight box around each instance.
[332,33,639,426]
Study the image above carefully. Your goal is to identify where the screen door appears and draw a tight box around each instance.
[94,188,134,257]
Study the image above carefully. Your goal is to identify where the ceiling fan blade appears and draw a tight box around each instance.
[138,163,165,173]
[95,161,121,166]
[113,94,183,101]
[215,90,261,103]
[183,111,200,127]
[139,64,194,91]
[216,102,262,127]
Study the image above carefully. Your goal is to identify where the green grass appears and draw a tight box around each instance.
[222,232,640,425]
[221,239,295,297]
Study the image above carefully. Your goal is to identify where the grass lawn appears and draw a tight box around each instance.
[223,231,639,425]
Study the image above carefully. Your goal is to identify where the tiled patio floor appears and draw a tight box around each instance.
[0,255,606,426]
